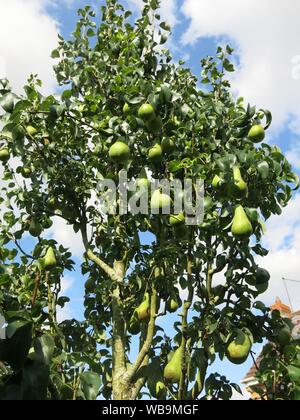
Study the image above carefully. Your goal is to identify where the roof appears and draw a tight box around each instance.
[242,352,264,385]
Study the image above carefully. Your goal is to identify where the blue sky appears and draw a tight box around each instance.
[1,0,300,398]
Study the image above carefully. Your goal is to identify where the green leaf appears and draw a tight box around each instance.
[0,93,14,113]
[0,320,32,370]
[33,335,55,365]
[287,365,300,382]
[80,371,101,400]
[22,361,50,400]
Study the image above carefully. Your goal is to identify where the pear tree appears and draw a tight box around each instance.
[0,0,299,400]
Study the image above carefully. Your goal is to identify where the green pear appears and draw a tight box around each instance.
[156,381,167,400]
[256,268,270,284]
[169,212,185,226]
[248,124,265,143]
[0,148,10,162]
[230,166,248,198]
[21,167,32,178]
[26,126,38,137]
[151,190,172,213]
[109,141,130,164]
[203,196,213,212]
[135,292,150,322]
[43,247,57,269]
[277,327,291,346]
[166,298,181,313]
[148,144,163,165]
[138,103,156,122]
[29,219,42,237]
[42,217,53,230]
[161,137,175,153]
[164,345,183,383]
[123,103,131,116]
[231,205,253,239]
[212,174,222,188]
[226,329,252,365]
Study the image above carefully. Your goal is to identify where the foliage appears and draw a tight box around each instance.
[0,0,298,400]
[254,314,300,400]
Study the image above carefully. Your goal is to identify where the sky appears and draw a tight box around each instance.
[1,0,300,399]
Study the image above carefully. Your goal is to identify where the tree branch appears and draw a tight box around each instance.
[112,260,127,399]
[178,238,194,400]
[81,224,121,283]
[124,287,157,383]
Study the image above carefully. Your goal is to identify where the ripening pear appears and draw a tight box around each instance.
[0,148,10,162]
[231,166,248,198]
[226,329,252,365]
[231,205,253,239]
[166,298,181,313]
[248,124,265,143]
[156,381,167,400]
[164,345,183,383]
[29,218,42,237]
[148,143,163,165]
[151,190,172,213]
[277,326,291,346]
[43,247,57,270]
[123,103,131,116]
[136,168,150,189]
[138,103,156,122]
[135,292,150,323]
[212,174,222,189]
[161,137,175,154]
[26,126,38,137]
[169,212,185,226]
[109,141,130,164]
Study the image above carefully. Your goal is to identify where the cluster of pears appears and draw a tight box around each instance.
[226,329,252,365]
[212,165,253,240]
[109,102,177,168]
[128,292,150,335]
[230,166,253,239]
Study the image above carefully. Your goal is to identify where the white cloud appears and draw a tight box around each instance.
[262,194,300,253]
[56,275,75,322]
[245,194,300,310]
[46,216,84,258]
[57,303,73,322]
[60,275,74,294]
[0,0,60,94]
[181,0,300,136]
[286,142,300,171]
